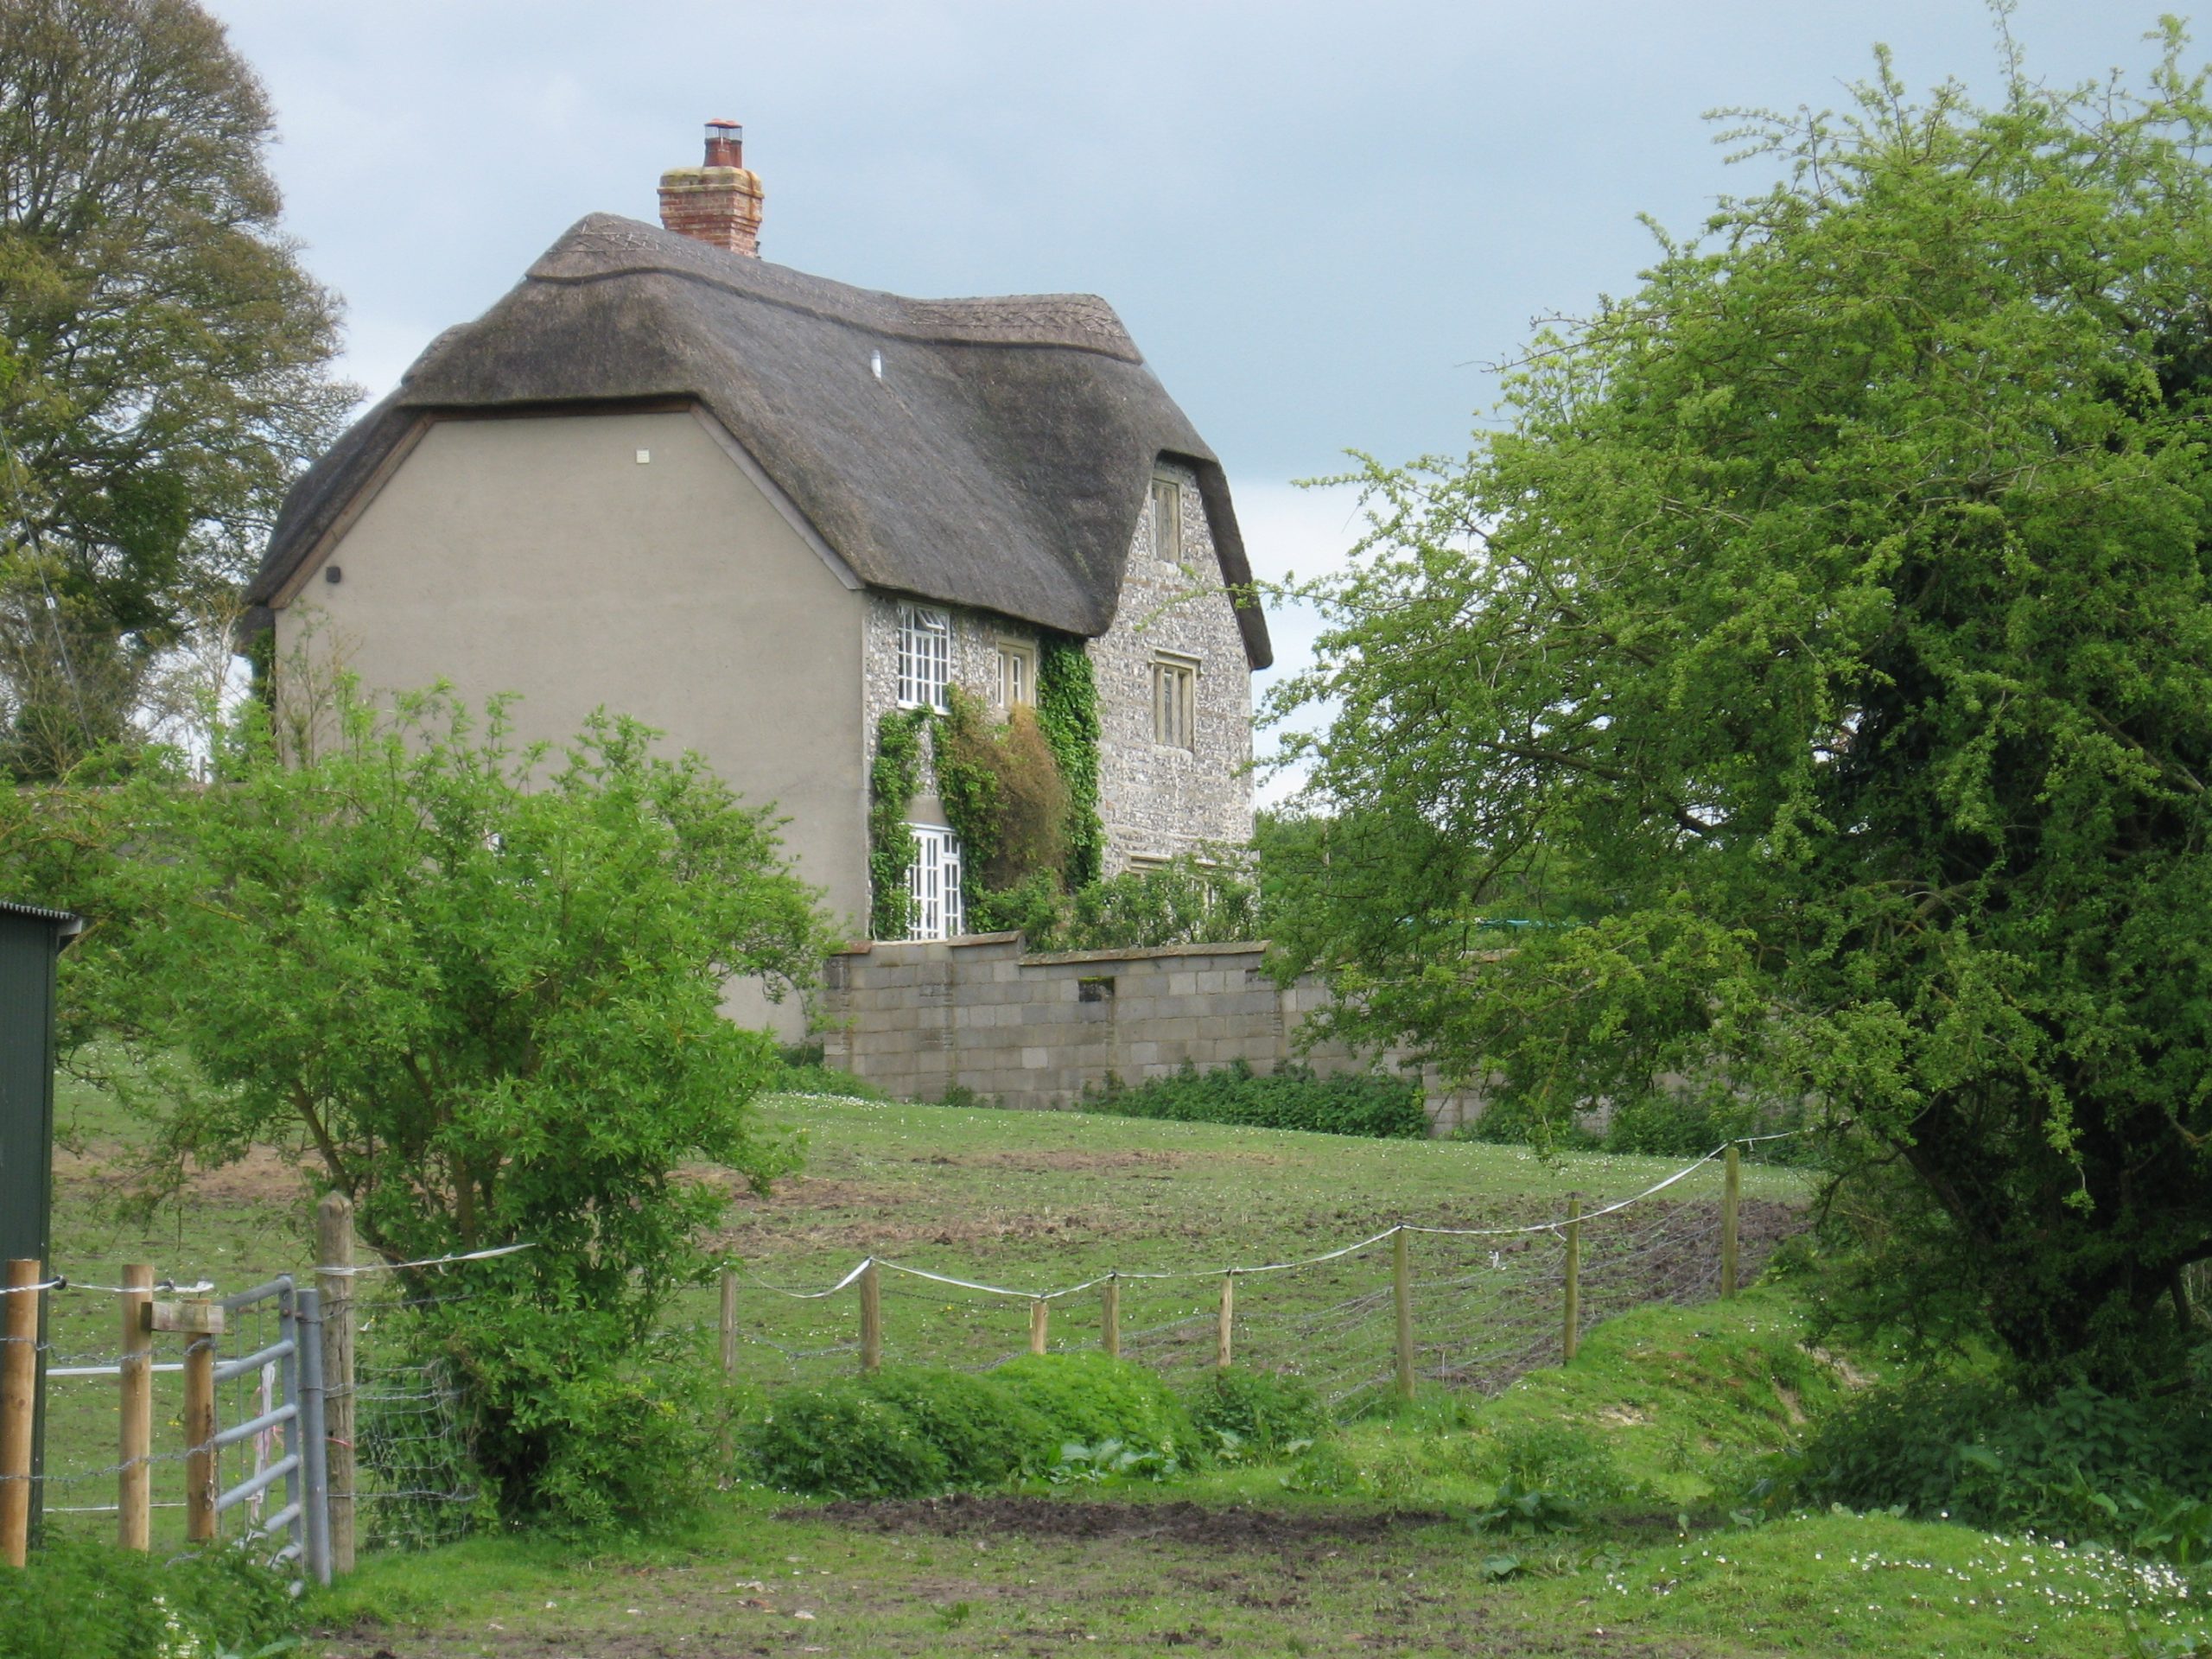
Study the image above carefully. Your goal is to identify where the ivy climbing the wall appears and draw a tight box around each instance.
[1035,634,1103,888]
[868,708,931,939]
[872,637,1102,942]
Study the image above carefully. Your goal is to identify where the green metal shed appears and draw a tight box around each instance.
[0,899,83,1541]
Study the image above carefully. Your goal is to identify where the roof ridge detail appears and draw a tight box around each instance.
[534,215,1141,360]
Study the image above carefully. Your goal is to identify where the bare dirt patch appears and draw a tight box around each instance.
[706,1172,1121,1254]
[976,1147,1192,1172]
[806,1493,1456,1548]
[52,1142,311,1206]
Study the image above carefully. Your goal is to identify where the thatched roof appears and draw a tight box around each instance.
[246,215,1271,669]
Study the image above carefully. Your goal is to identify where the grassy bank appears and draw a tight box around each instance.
[298,1287,2196,1657]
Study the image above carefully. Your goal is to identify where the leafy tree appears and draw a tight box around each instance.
[0,0,353,772]
[47,685,831,1520]
[1269,29,2212,1389]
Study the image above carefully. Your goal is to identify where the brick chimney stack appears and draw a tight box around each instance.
[658,119,764,257]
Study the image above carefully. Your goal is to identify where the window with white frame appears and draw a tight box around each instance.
[1151,653,1197,750]
[906,823,964,940]
[1150,475,1183,566]
[897,604,952,710]
[995,639,1036,709]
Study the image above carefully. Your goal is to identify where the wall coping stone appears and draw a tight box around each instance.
[1019,939,1268,967]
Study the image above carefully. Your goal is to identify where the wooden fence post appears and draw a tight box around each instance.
[183,1327,217,1545]
[715,1265,740,1472]
[1392,1228,1415,1402]
[719,1267,738,1380]
[316,1194,356,1576]
[118,1265,153,1552]
[859,1261,882,1375]
[1029,1299,1049,1356]
[1562,1195,1583,1363]
[0,1259,38,1567]
[1101,1275,1120,1359]
[1216,1274,1235,1371]
[1721,1144,1742,1300]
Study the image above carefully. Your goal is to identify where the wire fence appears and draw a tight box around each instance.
[346,1278,480,1552]
[15,1137,1804,1567]
[17,1258,482,1560]
[694,1137,1803,1408]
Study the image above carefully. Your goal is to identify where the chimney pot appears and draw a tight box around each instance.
[660,117,764,258]
[702,118,743,169]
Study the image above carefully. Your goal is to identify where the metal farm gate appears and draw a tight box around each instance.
[208,1274,332,1586]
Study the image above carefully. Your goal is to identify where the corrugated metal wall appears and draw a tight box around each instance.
[0,907,65,1541]
[0,910,60,1268]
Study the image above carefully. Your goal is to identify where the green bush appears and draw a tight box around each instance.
[847,1367,1057,1485]
[1185,1366,1331,1458]
[969,871,1067,942]
[766,1041,883,1100]
[1775,1375,2212,1563]
[1455,1093,1599,1153]
[443,1308,721,1534]
[0,1535,296,1659]
[1059,855,1259,950]
[1473,1421,1642,1507]
[744,1383,952,1498]
[1083,1059,1427,1140]
[994,1351,1198,1464]
[742,1368,1058,1497]
[1459,1082,1812,1164]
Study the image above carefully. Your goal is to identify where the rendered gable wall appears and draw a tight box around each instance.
[269,408,871,963]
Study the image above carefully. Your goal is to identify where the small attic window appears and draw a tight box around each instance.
[1151,475,1183,566]
[1152,652,1198,751]
[995,639,1035,709]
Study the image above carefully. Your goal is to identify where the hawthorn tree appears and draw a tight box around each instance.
[1270,30,2212,1389]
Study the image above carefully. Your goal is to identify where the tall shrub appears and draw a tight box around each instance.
[73,683,831,1526]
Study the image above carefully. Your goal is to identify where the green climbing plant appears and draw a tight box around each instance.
[935,687,1003,905]
[868,708,931,939]
[1036,634,1103,887]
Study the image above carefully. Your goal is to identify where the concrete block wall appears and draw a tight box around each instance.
[817,935,1481,1135]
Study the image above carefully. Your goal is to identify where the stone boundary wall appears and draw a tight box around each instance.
[817,933,1477,1135]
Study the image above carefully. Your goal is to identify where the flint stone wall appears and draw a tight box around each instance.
[817,933,1478,1136]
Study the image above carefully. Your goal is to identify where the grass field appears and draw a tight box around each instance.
[30,1083,2208,1656]
[291,1285,2202,1658]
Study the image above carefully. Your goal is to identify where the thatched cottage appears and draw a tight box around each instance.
[245,122,1270,970]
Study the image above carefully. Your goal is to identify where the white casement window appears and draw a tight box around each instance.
[995,639,1036,709]
[1151,653,1197,750]
[906,823,964,940]
[897,605,952,711]
[1150,475,1183,566]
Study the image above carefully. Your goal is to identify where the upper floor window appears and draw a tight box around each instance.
[1152,652,1197,751]
[1150,475,1183,566]
[995,639,1036,709]
[898,604,951,710]
[906,823,964,940]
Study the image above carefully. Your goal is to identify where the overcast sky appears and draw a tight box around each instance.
[200,0,2195,786]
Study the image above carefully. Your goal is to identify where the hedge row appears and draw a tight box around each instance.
[1080,1059,1428,1139]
